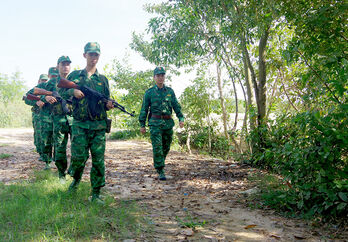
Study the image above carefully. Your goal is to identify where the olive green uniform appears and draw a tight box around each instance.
[27,83,54,164]
[63,69,110,195]
[24,98,43,158]
[139,84,184,170]
[41,76,73,178]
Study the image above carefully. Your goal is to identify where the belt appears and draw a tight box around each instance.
[151,114,172,120]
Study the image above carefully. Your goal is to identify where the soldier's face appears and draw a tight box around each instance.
[38,79,47,84]
[84,52,100,66]
[154,74,165,85]
[58,61,71,76]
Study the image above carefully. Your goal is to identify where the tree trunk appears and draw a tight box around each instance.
[216,63,229,139]
[186,130,192,154]
[207,93,212,153]
[242,53,256,132]
[257,27,270,125]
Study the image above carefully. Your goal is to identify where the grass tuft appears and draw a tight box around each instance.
[0,153,12,159]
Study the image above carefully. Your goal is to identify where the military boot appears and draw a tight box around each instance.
[68,179,80,192]
[157,168,166,181]
[89,189,104,205]
[44,162,51,170]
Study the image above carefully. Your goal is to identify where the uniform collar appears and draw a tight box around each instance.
[154,84,167,91]
[81,68,100,78]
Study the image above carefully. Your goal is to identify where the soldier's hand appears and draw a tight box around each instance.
[179,121,184,128]
[74,89,85,99]
[45,96,57,104]
[36,100,45,108]
[140,127,146,134]
[106,100,114,110]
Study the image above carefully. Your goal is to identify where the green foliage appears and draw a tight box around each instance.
[282,0,347,107]
[105,58,155,131]
[0,171,147,241]
[247,110,348,220]
[0,153,12,159]
[109,130,150,141]
[176,213,206,229]
[0,72,31,127]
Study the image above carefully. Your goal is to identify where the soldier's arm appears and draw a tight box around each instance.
[139,91,151,127]
[60,72,77,99]
[38,81,55,103]
[171,90,184,122]
[24,95,37,106]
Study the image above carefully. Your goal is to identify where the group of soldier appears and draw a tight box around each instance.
[24,42,184,204]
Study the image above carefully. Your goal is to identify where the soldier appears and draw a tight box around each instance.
[24,74,48,161]
[27,67,59,169]
[139,67,184,180]
[62,42,114,203]
[41,56,73,182]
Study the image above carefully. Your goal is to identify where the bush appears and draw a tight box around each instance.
[247,110,348,221]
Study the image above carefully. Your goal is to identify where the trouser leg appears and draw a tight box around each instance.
[89,129,106,194]
[69,125,89,182]
[150,127,165,170]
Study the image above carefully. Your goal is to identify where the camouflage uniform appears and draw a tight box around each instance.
[27,69,59,165]
[24,74,49,161]
[42,58,73,178]
[27,85,53,165]
[25,98,43,158]
[63,64,110,196]
[139,67,184,174]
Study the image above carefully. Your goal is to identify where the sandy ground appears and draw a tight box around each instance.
[0,128,345,241]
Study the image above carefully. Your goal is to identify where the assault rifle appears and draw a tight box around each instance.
[57,78,135,117]
[32,88,70,114]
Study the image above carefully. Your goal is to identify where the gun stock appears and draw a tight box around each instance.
[57,78,79,89]
[33,87,53,96]
[26,94,41,101]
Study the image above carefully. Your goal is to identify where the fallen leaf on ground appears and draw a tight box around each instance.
[244,224,257,229]
[270,234,281,239]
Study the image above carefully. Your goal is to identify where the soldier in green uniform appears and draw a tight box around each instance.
[24,74,48,161]
[139,67,184,180]
[27,67,59,169]
[62,42,114,203]
[41,56,73,181]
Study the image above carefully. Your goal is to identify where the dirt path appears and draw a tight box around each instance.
[0,128,341,241]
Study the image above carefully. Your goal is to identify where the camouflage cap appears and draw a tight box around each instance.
[39,74,49,80]
[48,67,59,76]
[154,67,166,75]
[84,42,100,54]
[57,55,71,65]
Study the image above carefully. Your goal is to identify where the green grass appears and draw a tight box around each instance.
[176,212,206,229]
[0,143,10,147]
[0,153,12,159]
[0,171,148,241]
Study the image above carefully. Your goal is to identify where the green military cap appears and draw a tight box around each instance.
[84,42,100,54]
[154,67,166,75]
[57,55,71,65]
[48,67,59,76]
[39,74,49,80]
